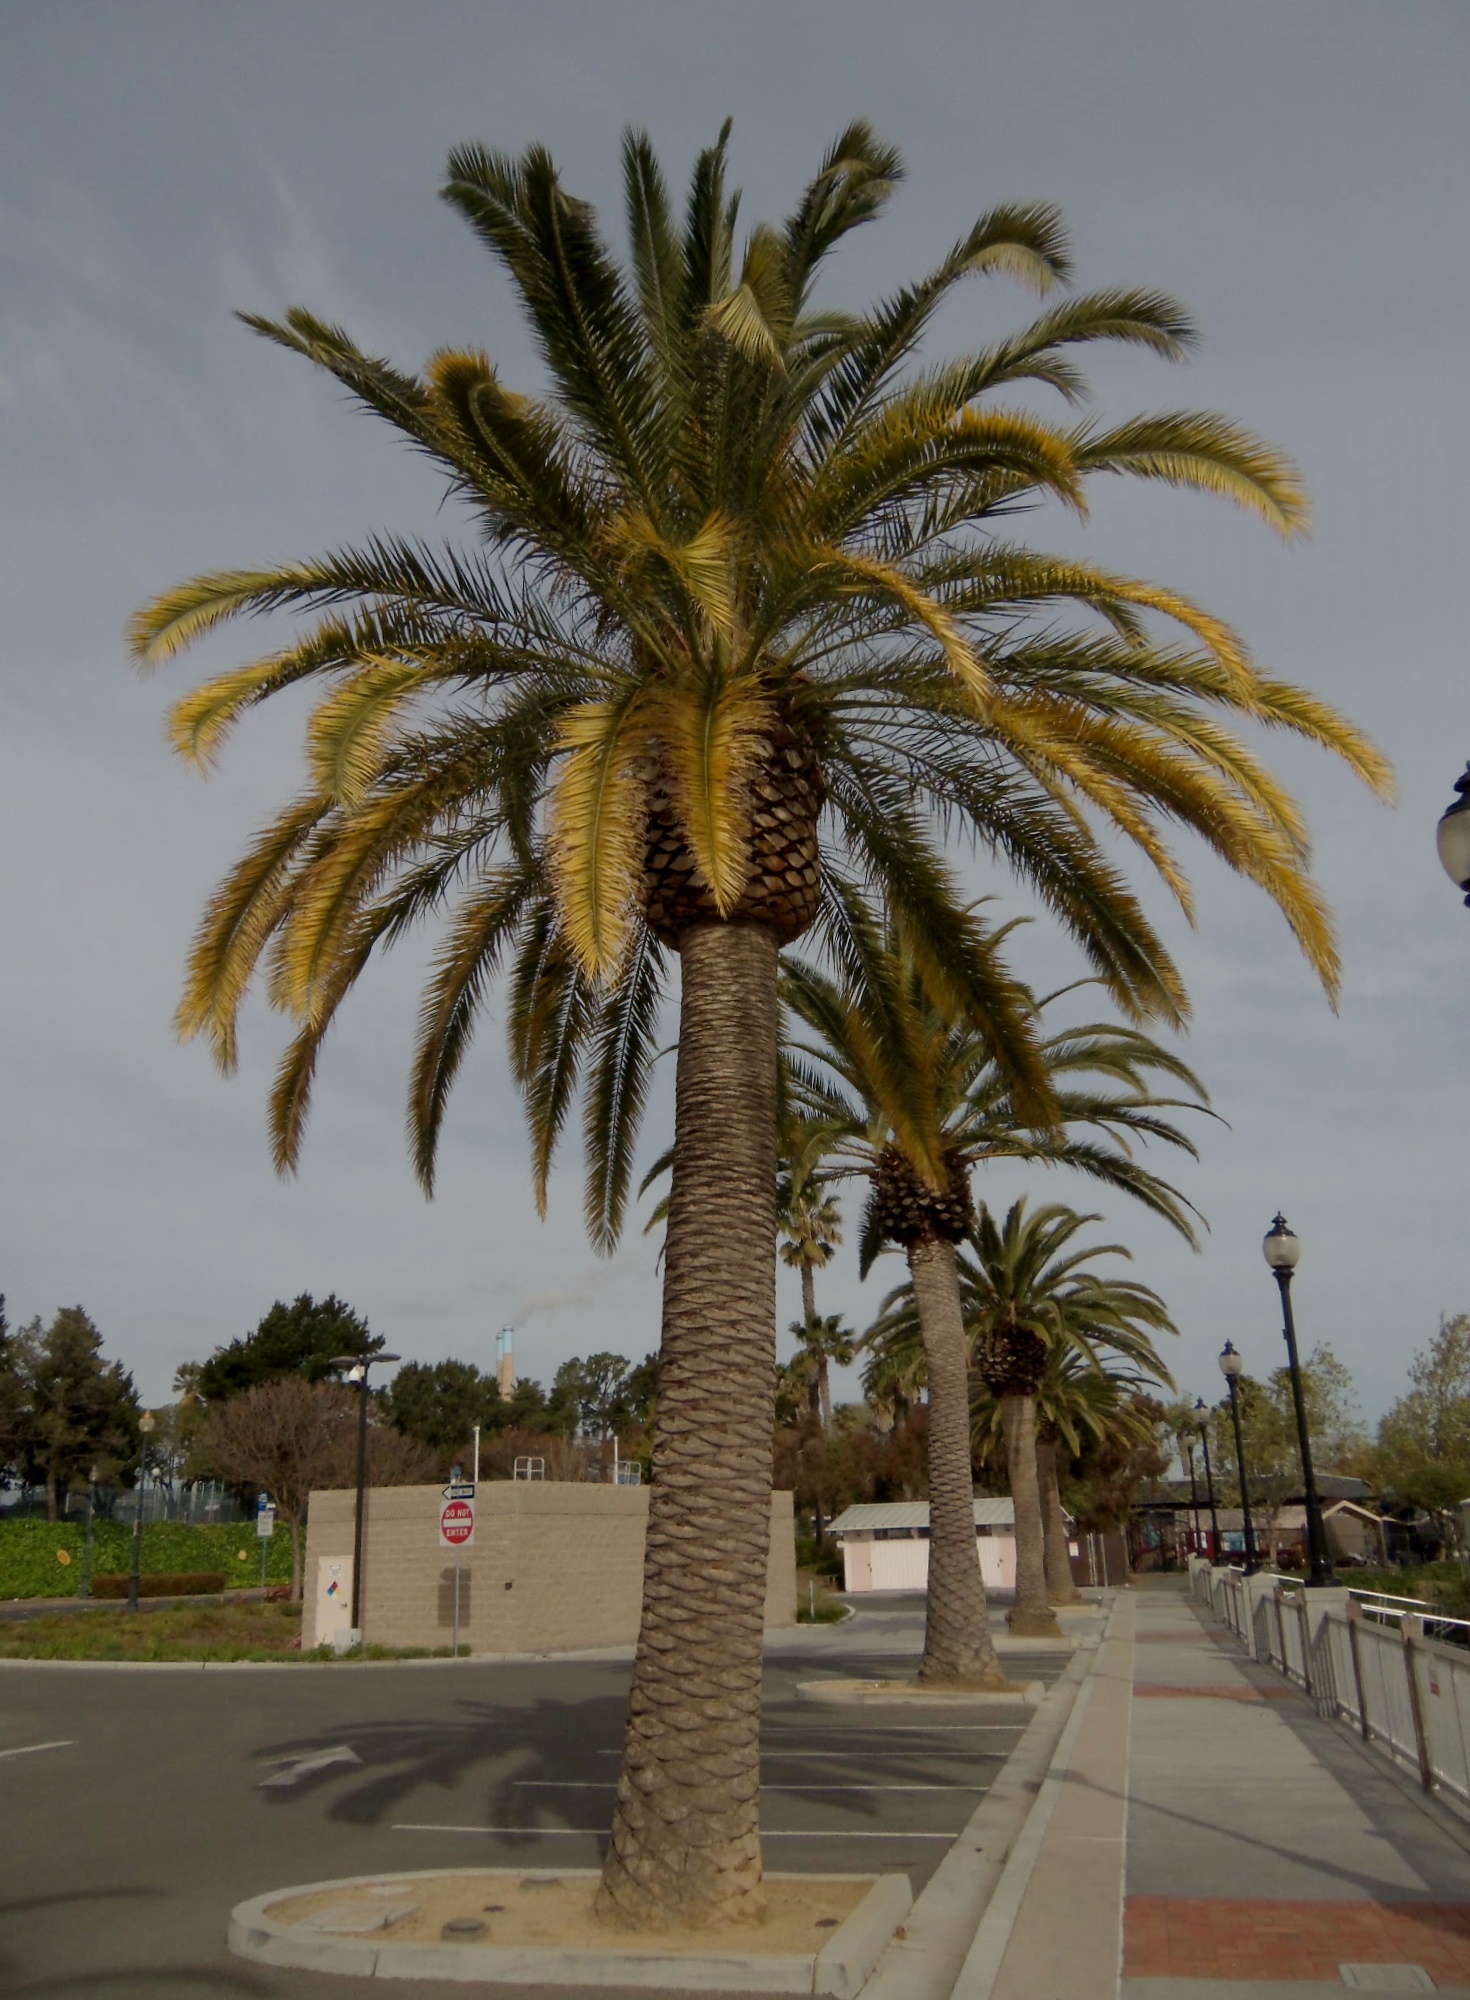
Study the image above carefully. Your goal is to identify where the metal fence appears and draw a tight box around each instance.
[1194,1563,1470,1820]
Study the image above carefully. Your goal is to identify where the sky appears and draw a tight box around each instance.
[1,1,1467,1424]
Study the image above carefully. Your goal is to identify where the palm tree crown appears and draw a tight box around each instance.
[132,120,1385,1240]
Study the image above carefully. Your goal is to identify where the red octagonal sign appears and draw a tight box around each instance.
[439,1498,475,1549]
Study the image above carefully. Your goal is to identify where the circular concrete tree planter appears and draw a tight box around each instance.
[229,1866,913,1994]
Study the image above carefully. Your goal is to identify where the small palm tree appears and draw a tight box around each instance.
[976,1347,1171,1605]
[131,123,1385,1922]
[787,910,1202,1672]
[779,1114,846,1333]
[963,1201,1175,1631]
[788,1310,858,1427]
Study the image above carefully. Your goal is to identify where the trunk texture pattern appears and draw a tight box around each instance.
[909,1237,1005,1688]
[1001,1395,1063,1639]
[1036,1434,1082,1606]
[597,923,780,1929]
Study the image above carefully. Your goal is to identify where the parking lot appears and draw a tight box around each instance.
[0,1598,1069,1998]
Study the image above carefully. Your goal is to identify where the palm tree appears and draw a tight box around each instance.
[786,914,1204,1667]
[963,1201,1175,1631]
[976,1347,1171,1605]
[789,1310,858,1428]
[779,1113,845,1335]
[130,124,1387,1925]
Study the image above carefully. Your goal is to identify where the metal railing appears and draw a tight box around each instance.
[1192,1562,1470,1820]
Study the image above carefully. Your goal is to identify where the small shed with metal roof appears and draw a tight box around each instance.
[827,1498,1018,1593]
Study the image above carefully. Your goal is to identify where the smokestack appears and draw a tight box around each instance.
[496,1326,516,1398]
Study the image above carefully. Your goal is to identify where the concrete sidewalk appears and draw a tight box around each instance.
[953,1583,1470,2000]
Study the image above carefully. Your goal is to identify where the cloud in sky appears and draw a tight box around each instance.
[1,1,1467,1423]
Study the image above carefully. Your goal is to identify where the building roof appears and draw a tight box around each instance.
[828,1498,1016,1534]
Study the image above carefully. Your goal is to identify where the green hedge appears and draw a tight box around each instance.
[0,1518,294,1600]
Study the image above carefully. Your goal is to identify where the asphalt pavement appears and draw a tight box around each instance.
[0,1597,1069,1999]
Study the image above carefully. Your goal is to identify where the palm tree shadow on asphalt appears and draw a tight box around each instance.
[246,1653,1020,1847]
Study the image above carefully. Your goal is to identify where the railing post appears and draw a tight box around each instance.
[1273,1584,1289,1673]
[1346,1598,1371,1741]
[1401,1615,1435,1793]
[1296,1590,1314,1698]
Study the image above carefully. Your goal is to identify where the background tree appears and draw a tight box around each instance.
[1204,1345,1364,1564]
[0,1297,26,1481]
[1374,1315,1470,1554]
[383,1359,504,1467]
[10,1309,141,1519]
[196,1378,432,1600]
[194,1294,379,1402]
[1064,1393,1173,1532]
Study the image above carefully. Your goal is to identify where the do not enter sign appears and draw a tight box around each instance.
[439,1498,475,1550]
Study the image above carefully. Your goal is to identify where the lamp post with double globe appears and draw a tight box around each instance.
[1218,1342,1260,1576]
[1262,1215,1336,1587]
[1194,1397,1222,1561]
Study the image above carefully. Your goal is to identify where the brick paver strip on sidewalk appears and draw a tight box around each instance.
[1125,1897,1470,1984]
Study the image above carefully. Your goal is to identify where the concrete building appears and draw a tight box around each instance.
[304,1480,797,1653]
[828,1498,1019,1592]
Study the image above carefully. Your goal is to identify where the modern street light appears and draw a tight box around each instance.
[1436,763,1470,906]
[1184,1437,1203,1558]
[1194,1397,1222,1561]
[1218,1343,1260,1575]
[1262,1214,1336,1587]
[331,1351,401,1640]
[127,1413,157,1612]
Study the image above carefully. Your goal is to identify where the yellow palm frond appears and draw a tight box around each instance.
[305,658,426,803]
[649,678,772,916]
[546,698,649,977]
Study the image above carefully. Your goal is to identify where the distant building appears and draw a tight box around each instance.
[826,1498,1128,1591]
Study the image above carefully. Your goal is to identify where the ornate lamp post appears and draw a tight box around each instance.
[1436,763,1470,905]
[332,1351,401,1641]
[1184,1437,1203,1557]
[1194,1397,1222,1561]
[1262,1215,1336,1586]
[1218,1343,1260,1575]
[127,1413,157,1612]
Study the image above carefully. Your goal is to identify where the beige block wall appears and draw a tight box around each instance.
[304,1482,797,1653]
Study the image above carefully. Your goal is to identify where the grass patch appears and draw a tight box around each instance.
[0,1600,453,1664]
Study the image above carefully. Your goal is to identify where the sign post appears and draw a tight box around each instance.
[255,1493,276,1590]
[439,1486,475,1657]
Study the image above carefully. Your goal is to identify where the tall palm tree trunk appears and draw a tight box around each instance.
[1001,1395,1063,1639]
[1036,1434,1082,1606]
[909,1239,1006,1688]
[597,922,779,1930]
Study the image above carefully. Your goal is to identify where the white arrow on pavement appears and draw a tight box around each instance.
[258,1744,363,1788]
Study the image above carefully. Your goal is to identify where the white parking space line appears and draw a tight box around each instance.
[595,1746,1012,1758]
[394,1823,956,1840]
[515,1780,985,1794]
[759,1724,1027,1734]
[0,1740,73,1762]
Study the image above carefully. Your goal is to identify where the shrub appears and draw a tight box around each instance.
[92,1572,227,1599]
[0,1519,293,1599]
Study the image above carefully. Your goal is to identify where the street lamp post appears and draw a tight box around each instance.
[1436,763,1470,905]
[331,1351,401,1642]
[127,1413,157,1612]
[1262,1215,1336,1587]
[1184,1438,1203,1557]
[80,1463,100,1600]
[1218,1343,1260,1576]
[1194,1398,1222,1561]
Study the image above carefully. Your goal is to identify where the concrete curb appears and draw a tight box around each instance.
[227,1867,912,1994]
[856,1631,1100,2000]
[796,1678,1048,1707]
